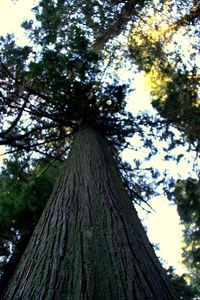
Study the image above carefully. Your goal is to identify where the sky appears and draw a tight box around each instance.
[0,0,193,274]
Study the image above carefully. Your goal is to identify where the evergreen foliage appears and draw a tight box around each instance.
[166,266,198,300]
[0,157,61,290]
[128,0,200,147]
[174,178,200,295]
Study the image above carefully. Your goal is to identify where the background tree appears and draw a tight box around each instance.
[174,178,200,295]
[128,0,200,147]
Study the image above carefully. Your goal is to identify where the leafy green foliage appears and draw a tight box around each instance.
[0,23,135,158]
[0,157,61,267]
[166,266,198,300]
[22,0,147,48]
[151,67,200,146]
[174,178,200,295]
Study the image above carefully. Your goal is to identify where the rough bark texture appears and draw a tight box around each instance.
[3,125,175,299]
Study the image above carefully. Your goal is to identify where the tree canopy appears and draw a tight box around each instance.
[128,0,200,147]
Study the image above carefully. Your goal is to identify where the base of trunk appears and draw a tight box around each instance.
[3,125,175,299]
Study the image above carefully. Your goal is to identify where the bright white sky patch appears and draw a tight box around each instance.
[137,198,185,274]
[127,72,152,113]
[0,0,35,45]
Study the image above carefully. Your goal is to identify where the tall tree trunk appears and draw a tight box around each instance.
[3,124,175,299]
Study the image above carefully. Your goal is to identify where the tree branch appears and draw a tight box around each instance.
[93,0,146,50]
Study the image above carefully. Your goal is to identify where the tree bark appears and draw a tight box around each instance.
[3,124,175,299]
